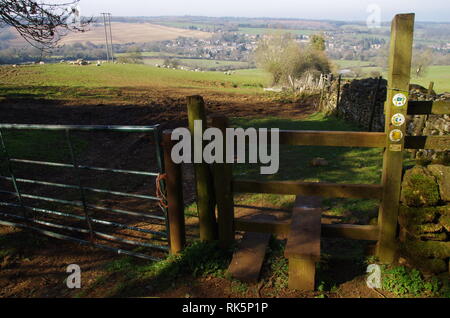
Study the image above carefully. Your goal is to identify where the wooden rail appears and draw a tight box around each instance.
[276,130,386,148]
[233,180,383,199]
[407,100,450,115]
[405,136,450,151]
[235,219,379,241]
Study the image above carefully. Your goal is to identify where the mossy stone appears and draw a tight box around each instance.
[419,232,447,241]
[410,258,448,274]
[439,214,450,232]
[403,241,450,259]
[401,166,440,207]
[398,206,438,226]
[428,165,450,202]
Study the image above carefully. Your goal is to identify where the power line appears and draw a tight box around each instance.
[101,13,114,63]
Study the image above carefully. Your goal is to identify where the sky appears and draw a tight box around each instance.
[76,0,450,22]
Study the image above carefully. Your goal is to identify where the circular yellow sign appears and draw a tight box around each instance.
[389,129,403,142]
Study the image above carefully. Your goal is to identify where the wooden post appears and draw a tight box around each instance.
[377,13,415,264]
[211,116,234,248]
[162,130,186,254]
[427,81,435,98]
[186,95,218,241]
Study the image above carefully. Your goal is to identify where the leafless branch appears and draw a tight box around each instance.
[0,0,92,50]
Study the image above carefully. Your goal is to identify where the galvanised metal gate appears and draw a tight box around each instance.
[0,124,169,261]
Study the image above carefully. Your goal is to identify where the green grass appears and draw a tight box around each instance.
[0,64,270,99]
[334,61,450,93]
[412,65,450,94]
[77,241,233,297]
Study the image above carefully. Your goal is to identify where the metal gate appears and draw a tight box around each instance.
[0,124,169,261]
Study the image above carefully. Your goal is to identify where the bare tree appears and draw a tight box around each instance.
[254,33,332,87]
[411,49,433,78]
[0,0,91,49]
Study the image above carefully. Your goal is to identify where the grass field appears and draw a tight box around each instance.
[0,64,271,99]
[334,60,450,93]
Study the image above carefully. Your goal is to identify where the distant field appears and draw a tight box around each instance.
[411,66,450,93]
[334,60,450,93]
[141,58,250,70]
[58,23,212,45]
[238,27,318,36]
[333,60,375,69]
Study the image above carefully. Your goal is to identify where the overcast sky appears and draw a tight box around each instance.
[77,0,450,22]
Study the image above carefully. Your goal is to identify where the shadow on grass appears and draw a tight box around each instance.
[81,241,233,298]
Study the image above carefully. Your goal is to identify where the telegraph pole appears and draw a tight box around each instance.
[101,13,114,63]
[107,13,115,63]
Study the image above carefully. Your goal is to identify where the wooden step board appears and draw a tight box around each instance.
[227,232,271,283]
[228,215,274,283]
[284,196,322,291]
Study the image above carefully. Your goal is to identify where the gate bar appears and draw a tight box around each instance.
[65,129,94,240]
[0,190,166,221]
[10,158,159,177]
[0,130,27,218]
[0,201,167,237]
[0,176,159,201]
[0,219,161,261]
[0,124,160,132]
[0,212,168,251]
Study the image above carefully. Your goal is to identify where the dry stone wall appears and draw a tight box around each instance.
[399,165,450,274]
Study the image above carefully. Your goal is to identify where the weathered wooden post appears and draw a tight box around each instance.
[377,13,415,263]
[187,95,218,241]
[211,116,234,248]
[162,130,186,254]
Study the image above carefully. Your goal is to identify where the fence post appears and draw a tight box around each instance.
[211,116,234,248]
[162,130,186,254]
[187,95,218,241]
[377,13,415,264]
